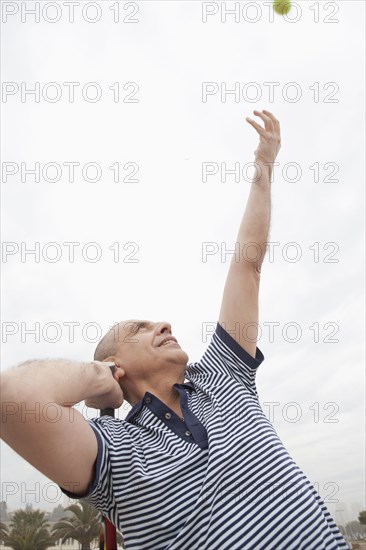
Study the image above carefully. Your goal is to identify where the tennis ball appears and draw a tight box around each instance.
[273,1,292,15]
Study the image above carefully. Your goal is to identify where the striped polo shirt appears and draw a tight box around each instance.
[61,322,349,549]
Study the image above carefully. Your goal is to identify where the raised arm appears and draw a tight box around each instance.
[0,359,125,496]
[218,110,281,358]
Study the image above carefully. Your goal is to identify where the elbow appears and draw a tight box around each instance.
[0,374,20,430]
[235,259,262,281]
[0,370,14,413]
[0,375,7,425]
[254,262,262,279]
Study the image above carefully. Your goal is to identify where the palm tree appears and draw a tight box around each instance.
[51,501,101,550]
[359,510,366,525]
[2,508,56,550]
[0,521,9,543]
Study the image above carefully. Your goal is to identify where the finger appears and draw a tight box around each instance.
[94,360,116,367]
[262,110,280,126]
[263,110,281,141]
[246,117,266,136]
[253,110,274,132]
[263,110,281,140]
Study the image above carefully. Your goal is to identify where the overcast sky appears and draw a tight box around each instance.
[1,0,365,525]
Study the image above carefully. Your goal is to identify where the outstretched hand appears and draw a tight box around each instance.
[246,109,281,166]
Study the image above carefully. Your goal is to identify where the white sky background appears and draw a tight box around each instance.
[0,0,365,525]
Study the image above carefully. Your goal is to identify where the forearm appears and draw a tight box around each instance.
[235,161,271,271]
[1,359,114,408]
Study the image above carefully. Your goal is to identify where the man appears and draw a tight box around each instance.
[1,111,349,549]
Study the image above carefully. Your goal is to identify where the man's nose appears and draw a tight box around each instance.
[157,322,172,335]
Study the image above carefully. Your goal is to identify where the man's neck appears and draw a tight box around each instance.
[130,378,185,419]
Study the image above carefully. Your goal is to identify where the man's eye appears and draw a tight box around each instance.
[126,323,140,335]
[128,322,147,336]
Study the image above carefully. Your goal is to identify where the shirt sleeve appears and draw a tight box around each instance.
[59,416,118,517]
[186,322,265,396]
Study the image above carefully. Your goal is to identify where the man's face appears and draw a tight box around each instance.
[111,319,189,378]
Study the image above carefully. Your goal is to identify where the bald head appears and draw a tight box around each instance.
[93,320,141,362]
[94,327,118,361]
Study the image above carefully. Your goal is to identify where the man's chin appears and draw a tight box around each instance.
[155,344,189,363]
[169,348,189,364]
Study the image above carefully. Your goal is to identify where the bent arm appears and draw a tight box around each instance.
[0,359,122,495]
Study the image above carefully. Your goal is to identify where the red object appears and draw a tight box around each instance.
[100,407,117,550]
[104,517,117,549]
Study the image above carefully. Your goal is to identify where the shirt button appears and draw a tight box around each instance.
[145,397,151,404]
[185,430,192,436]
[165,412,172,420]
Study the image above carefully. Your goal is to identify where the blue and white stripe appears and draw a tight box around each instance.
[61,322,349,549]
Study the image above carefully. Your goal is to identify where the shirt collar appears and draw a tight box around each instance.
[125,380,195,423]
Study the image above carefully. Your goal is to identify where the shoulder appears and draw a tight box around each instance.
[186,322,265,395]
[86,415,137,443]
